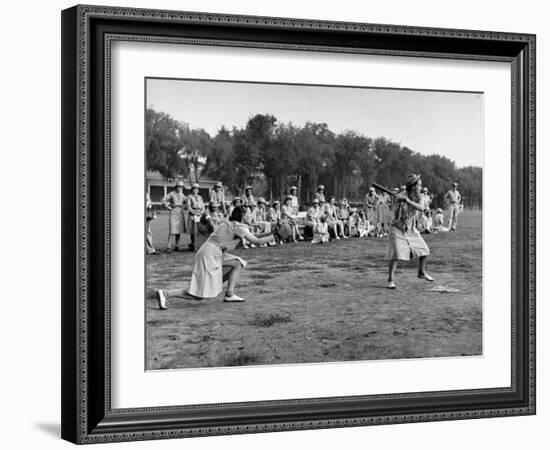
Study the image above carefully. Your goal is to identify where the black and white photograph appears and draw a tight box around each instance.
[145,78,483,370]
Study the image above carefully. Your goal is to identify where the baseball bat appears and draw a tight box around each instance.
[372,183,396,197]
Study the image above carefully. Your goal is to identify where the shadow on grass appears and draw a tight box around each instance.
[223,351,260,366]
[250,312,292,327]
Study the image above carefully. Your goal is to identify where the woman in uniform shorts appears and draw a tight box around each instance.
[386,174,435,289]
[377,191,392,237]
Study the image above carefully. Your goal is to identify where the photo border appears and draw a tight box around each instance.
[61,4,535,444]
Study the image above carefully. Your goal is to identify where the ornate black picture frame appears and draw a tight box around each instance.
[61,4,536,444]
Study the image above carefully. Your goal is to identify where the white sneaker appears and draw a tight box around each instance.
[223,294,245,302]
[157,289,168,309]
[387,280,396,289]
[250,243,256,248]
[418,273,435,282]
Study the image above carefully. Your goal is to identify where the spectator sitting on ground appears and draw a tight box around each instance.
[312,215,330,244]
[432,208,449,232]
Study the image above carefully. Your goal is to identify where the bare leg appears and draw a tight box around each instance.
[418,255,428,276]
[165,288,187,298]
[330,223,340,239]
[222,259,242,296]
[388,260,398,282]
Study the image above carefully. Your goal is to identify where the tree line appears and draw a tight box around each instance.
[146,108,482,209]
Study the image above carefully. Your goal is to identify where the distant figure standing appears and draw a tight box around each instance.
[386,174,434,289]
[377,191,392,236]
[364,187,379,229]
[243,186,256,207]
[337,198,352,238]
[288,186,299,215]
[187,183,205,251]
[314,185,326,204]
[145,192,158,255]
[209,181,226,215]
[161,180,186,252]
[444,182,462,231]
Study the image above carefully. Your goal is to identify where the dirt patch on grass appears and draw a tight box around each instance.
[146,210,482,369]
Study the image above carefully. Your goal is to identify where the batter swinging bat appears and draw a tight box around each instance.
[372,183,396,197]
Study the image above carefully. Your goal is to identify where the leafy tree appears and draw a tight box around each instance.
[146,107,482,209]
[146,109,187,179]
[296,122,335,201]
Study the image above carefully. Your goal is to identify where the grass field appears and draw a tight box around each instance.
[146,210,482,370]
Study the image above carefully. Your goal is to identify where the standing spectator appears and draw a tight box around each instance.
[364,186,379,231]
[161,180,186,252]
[243,185,256,207]
[421,187,432,210]
[209,181,226,215]
[187,183,205,251]
[377,191,392,237]
[444,182,462,231]
[311,216,330,244]
[314,184,326,203]
[145,192,158,255]
[288,186,300,214]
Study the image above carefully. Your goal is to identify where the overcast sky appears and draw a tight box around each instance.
[146,78,483,168]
